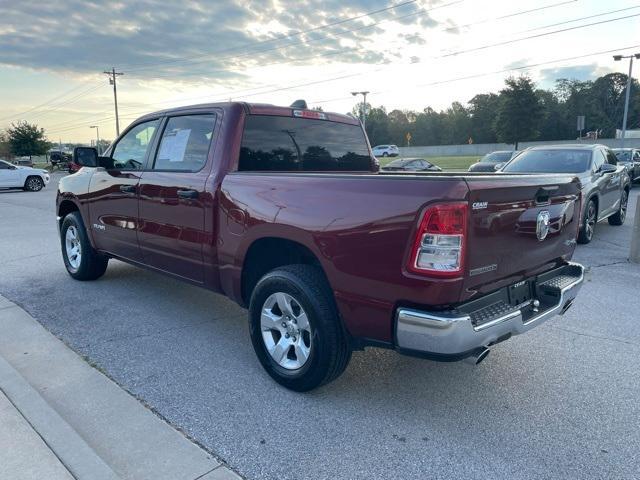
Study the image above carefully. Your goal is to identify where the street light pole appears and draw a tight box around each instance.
[613,53,640,147]
[351,91,370,130]
[90,126,100,154]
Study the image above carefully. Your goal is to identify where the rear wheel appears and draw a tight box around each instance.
[382,152,388,157]
[608,189,628,226]
[248,264,351,391]
[578,199,597,244]
[24,176,43,191]
[60,212,108,280]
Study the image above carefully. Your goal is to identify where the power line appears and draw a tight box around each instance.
[442,12,640,57]
[120,0,421,71]
[520,4,640,33]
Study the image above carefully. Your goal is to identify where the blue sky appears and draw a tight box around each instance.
[0,0,639,142]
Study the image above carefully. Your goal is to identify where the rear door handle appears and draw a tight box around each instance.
[177,189,199,199]
[120,185,136,194]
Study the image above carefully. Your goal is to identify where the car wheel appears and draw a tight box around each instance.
[578,199,597,244]
[608,189,628,226]
[60,212,109,280]
[24,176,44,192]
[248,264,351,392]
[382,152,388,157]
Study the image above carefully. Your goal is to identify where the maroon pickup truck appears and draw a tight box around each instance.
[57,101,585,391]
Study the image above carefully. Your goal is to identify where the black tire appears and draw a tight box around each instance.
[382,152,388,157]
[608,189,628,226]
[578,199,597,244]
[248,264,351,392]
[24,176,43,192]
[60,212,109,280]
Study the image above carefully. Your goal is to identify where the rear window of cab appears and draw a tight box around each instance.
[238,115,372,172]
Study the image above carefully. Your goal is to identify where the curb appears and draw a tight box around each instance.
[0,354,120,480]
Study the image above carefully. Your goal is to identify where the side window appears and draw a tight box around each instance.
[153,114,215,171]
[111,119,160,170]
[0,161,9,170]
[592,151,605,172]
[605,149,618,165]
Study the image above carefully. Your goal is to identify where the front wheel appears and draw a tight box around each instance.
[578,199,597,244]
[608,189,628,226]
[248,265,351,392]
[24,176,43,191]
[60,212,109,280]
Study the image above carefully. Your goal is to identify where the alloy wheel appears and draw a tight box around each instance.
[586,202,596,241]
[260,292,312,370]
[65,226,82,271]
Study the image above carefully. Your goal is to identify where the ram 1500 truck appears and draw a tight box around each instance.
[57,102,585,391]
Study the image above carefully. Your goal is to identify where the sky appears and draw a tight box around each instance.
[0,0,639,143]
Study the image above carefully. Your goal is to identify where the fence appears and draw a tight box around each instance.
[399,138,640,157]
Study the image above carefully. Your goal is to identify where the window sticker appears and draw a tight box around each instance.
[158,128,191,163]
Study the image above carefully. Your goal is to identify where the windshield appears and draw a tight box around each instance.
[503,149,591,173]
[613,150,632,162]
[482,151,512,163]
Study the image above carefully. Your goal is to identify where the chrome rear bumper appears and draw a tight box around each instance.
[395,262,584,357]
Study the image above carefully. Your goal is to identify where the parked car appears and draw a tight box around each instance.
[380,157,442,172]
[372,144,399,157]
[612,148,640,183]
[499,145,630,244]
[13,157,34,167]
[0,159,50,191]
[468,151,517,172]
[49,150,71,170]
[57,101,585,391]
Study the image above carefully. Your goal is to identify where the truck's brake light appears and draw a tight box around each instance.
[293,109,326,120]
[408,203,467,277]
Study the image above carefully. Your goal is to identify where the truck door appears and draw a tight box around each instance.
[137,113,217,284]
[87,119,160,262]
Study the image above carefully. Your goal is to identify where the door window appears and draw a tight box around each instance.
[605,149,618,165]
[153,114,215,171]
[592,151,605,172]
[111,119,160,170]
[0,160,12,170]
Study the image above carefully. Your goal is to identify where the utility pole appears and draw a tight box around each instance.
[103,67,124,136]
[351,91,370,130]
[90,125,101,154]
[613,53,640,147]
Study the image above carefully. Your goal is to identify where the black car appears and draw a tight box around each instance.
[468,151,517,172]
[380,158,442,172]
[499,144,630,244]
[612,148,640,183]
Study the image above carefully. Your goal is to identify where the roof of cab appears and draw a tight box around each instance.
[527,144,605,151]
[135,101,360,126]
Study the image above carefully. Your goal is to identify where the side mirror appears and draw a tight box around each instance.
[73,147,98,168]
[600,163,617,173]
[494,162,505,171]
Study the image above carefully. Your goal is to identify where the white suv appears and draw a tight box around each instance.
[0,159,50,191]
[372,145,399,157]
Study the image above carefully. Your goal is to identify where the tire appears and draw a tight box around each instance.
[578,199,597,244]
[382,152,388,157]
[24,176,44,192]
[248,264,351,392]
[60,212,109,280]
[608,189,628,226]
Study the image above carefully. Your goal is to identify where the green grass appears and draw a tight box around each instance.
[379,155,480,171]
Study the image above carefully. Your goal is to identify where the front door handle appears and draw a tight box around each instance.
[177,189,199,199]
[120,185,136,194]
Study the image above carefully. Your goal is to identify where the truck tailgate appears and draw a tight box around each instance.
[462,174,581,299]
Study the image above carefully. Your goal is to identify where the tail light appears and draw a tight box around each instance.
[407,202,467,277]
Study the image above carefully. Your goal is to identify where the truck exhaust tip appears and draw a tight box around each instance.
[463,347,490,366]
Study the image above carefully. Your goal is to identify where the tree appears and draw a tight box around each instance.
[0,130,11,160]
[493,76,543,149]
[468,93,499,143]
[7,121,50,159]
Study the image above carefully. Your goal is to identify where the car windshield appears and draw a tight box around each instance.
[502,149,591,173]
[481,151,512,163]
[613,150,632,162]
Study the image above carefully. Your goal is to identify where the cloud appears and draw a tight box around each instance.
[0,0,444,84]
[538,63,610,85]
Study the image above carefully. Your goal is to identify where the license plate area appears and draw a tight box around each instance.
[508,280,533,307]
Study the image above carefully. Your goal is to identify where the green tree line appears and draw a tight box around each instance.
[356,73,640,148]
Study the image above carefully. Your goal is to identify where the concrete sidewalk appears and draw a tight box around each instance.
[0,295,241,480]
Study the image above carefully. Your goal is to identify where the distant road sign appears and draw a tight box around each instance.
[577,115,585,131]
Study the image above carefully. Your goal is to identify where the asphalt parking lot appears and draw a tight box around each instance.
[1,173,639,480]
